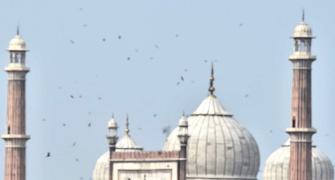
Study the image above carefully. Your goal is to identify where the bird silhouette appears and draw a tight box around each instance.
[70,95,75,99]
[181,76,184,81]
[45,152,51,158]
[88,122,92,127]
[162,126,171,138]
[118,35,122,40]
[70,40,75,44]
[127,57,131,61]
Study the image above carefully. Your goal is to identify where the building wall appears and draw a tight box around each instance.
[113,161,178,180]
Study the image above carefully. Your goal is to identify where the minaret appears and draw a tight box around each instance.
[1,29,30,180]
[107,116,118,180]
[286,12,317,180]
[177,113,189,180]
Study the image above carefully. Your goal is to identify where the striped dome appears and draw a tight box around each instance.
[163,94,260,179]
[263,140,334,180]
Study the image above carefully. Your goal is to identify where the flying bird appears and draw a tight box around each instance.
[118,35,122,39]
[181,76,184,81]
[162,126,171,137]
[70,95,75,99]
[88,122,92,127]
[102,38,106,42]
[127,57,131,61]
[70,40,75,44]
[45,152,51,158]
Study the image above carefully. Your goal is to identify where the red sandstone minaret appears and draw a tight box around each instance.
[286,12,317,180]
[2,28,30,180]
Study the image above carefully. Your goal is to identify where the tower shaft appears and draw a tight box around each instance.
[3,68,29,180]
[287,60,315,180]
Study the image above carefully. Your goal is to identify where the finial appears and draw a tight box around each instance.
[208,63,215,95]
[16,25,20,36]
[302,9,305,22]
[112,113,115,119]
[125,114,130,134]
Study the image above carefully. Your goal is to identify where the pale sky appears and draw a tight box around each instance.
[0,0,334,179]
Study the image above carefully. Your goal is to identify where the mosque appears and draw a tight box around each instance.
[1,15,334,180]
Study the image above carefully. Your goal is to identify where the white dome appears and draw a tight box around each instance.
[8,35,27,51]
[263,140,334,180]
[163,95,260,179]
[115,133,143,151]
[92,151,110,180]
[293,21,313,38]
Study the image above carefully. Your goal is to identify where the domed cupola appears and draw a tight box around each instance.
[163,65,260,180]
[8,28,27,51]
[92,116,143,180]
[115,115,143,152]
[263,139,334,180]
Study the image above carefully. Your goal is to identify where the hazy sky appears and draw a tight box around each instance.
[0,0,334,179]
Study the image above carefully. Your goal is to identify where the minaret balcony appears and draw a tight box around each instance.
[289,52,316,60]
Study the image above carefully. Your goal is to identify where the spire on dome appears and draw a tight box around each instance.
[208,63,215,96]
[302,9,305,22]
[125,114,130,134]
[16,25,20,36]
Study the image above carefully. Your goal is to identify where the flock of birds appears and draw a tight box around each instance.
[35,8,253,179]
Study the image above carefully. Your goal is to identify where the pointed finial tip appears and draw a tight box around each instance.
[125,114,130,134]
[302,9,305,21]
[16,25,20,36]
[208,63,216,95]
